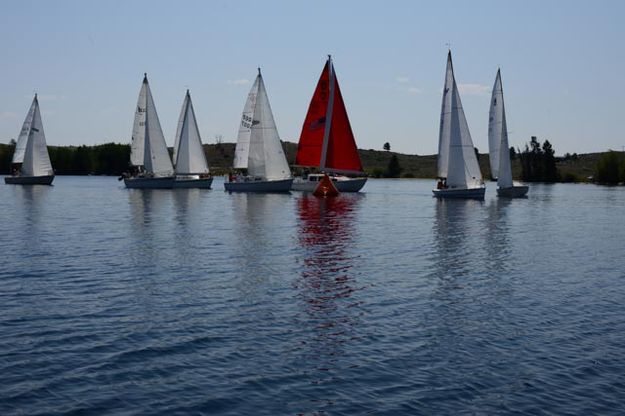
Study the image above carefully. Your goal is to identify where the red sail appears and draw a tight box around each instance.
[295,62,330,167]
[295,58,363,174]
[325,73,363,173]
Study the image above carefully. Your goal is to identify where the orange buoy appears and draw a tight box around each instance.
[313,173,339,197]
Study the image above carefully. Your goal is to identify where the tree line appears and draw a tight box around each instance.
[0,142,130,175]
[595,151,625,184]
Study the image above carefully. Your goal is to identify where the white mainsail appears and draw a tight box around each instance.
[248,71,291,180]
[439,51,483,188]
[12,98,37,164]
[492,70,513,188]
[233,76,260,169]
[235,70,291,180]
[437,52,454,179]
[488,68,503,179]
[173,90,209,175]
[130,74,173,176]
[21,95,53,177]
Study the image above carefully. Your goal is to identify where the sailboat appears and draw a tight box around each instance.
[488,69,528,198]
[433,51,485,199]
[225,68,293,192]
[5,94,54,185]
[172,90,213,188]
[124,74,175,189]
[292,55,367,192]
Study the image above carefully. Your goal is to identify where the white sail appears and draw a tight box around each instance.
[495,70,513,188]
[437,52,454,179]
[130,77,148,167]
[443,53,483,188]
[12,98,37,164]
[21,96,53,177]
[247,71,291,180]
[233,76,260,169]
[130,74,173,176]
[173,90,209,175]
[488,69,503,179]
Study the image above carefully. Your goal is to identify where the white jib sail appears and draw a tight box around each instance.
[12,97,37,164]
[437,51,454,179]
[173,90,209,175]
[495,71,513,189]
[247,71,291,180]
[142,76,173,176]
[233,76,260,169]
[21,97,53,177]
[445,56,483,189]
[488,69,504,179]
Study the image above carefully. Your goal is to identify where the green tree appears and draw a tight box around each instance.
[542,140,558,182]
[383,142,391,151]
[385,154,402,177]
[595,151,622,184]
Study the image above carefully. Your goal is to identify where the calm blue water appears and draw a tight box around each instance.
[1,176,625,415]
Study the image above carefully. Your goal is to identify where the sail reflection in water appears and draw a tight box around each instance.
[293,194,364,388]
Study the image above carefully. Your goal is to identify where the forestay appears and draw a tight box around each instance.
[246,71,291,180]
[21,96,53,177]
[173,91,209,175]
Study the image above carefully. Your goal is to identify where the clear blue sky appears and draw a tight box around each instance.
[1,0,623,155]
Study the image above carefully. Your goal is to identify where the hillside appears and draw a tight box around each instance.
[0,141,608,182]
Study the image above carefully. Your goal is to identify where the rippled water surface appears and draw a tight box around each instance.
[1,176,625,415]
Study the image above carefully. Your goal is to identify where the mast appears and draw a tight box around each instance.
[319,55,335,171]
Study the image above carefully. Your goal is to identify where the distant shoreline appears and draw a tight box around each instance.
[0,141,619,183]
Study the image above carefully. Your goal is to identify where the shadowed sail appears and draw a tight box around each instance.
[5,94,55,185]
[488,69,528,197]
[438,51,482,188]
[295,56,363,175]
[173,90,209,176]
[130,74,173,177]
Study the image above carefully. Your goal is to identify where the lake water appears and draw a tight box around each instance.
[1,176,625,415]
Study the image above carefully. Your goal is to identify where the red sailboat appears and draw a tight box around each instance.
[291,56,367,192]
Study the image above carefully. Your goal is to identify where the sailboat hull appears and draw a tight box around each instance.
[497,185,529,198]
[173,177,213,189]
[432,187,486,199]
[224,178,293,193]
[124,176,174,189]
[291,176,367,192]
[5,175,54,185]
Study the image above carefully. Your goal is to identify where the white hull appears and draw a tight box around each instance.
[432,186,486,199]
[291,176,367,192]
[497,185,529,198]
[224,178,293,193]
[124,176,175,189]
[5,175,54,185]
[173,177,213,189]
